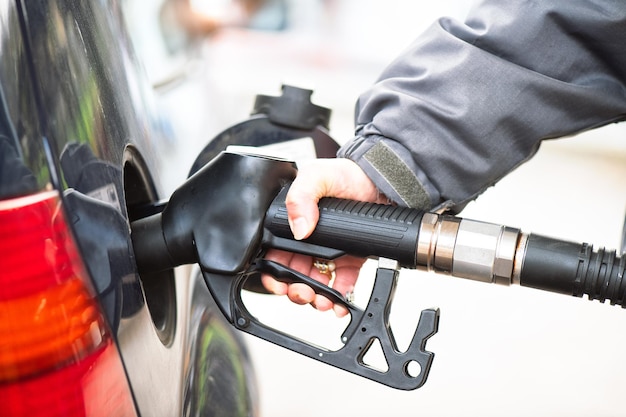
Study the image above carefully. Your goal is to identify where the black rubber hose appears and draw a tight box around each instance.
[520,234,626,307]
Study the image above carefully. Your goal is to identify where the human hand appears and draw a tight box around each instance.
[262,158,388,317]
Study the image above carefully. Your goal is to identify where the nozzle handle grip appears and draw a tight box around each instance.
[265,186,424,267]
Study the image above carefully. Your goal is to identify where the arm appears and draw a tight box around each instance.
[340,0,626,212]
[265,0,626,312]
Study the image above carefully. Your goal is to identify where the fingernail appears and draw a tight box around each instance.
[290,217,309,240]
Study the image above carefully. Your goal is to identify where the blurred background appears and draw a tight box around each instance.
[122,1,626,415]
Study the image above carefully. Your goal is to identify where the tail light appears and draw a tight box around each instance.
[0,190,137,417]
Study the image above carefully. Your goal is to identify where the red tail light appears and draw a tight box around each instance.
[0,191,137,417]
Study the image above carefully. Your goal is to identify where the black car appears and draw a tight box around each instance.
[0,1,260,415]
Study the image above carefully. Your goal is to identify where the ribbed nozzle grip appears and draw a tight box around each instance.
[265,188,424,267]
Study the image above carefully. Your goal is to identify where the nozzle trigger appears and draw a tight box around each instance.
[210,259,439,390]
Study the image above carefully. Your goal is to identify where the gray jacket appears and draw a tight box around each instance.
[338,0,626,212]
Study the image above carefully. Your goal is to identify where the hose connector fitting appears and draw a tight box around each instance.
[416,213,523,285]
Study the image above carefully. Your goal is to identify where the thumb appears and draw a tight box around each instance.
[284,158,380,240]
[284,164,324,240]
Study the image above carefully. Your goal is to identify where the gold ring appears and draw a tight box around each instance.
[313,259,336,277]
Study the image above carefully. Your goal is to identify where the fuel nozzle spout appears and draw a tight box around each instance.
[415,213,626,307]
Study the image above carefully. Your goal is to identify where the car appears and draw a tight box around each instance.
[0,1,261,415]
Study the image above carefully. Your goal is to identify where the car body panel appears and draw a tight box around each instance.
[1,0,258,415]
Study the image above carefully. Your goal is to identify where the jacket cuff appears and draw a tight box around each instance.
[338,136,441,210]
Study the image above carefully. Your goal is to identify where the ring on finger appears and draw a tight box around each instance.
[313,259,336,278]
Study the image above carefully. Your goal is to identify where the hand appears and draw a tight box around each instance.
[262,158,386,317]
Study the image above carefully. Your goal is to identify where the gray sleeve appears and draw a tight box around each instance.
[338,0,626,212]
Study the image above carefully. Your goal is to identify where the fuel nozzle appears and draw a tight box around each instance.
[416,213,626,307]
[131,151,623,392]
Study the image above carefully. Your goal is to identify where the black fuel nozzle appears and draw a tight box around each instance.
[130,151,439,391]
[130,148,624,392]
